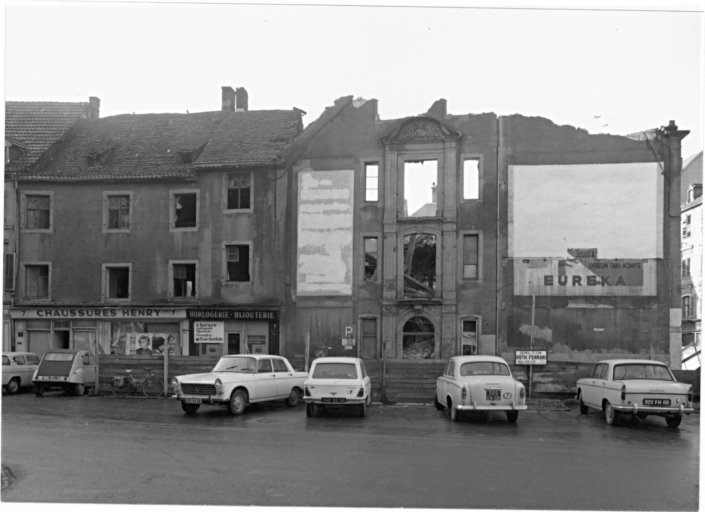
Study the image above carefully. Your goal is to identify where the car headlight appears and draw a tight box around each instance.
[215,379,223,395]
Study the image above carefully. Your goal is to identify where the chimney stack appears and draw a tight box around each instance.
[235,87,248,111]
[88,96,100,120]
[222,86,236,112]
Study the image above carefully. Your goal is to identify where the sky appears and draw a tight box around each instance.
[2,1,704,161]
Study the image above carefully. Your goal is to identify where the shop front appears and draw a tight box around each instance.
[187,309,280,357]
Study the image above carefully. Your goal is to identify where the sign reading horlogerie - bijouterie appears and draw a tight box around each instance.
[187,309,278,320]
[515,350,548,365]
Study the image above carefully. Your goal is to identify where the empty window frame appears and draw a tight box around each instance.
[403,233,436,298]
[23,192,53,230]
[403,160,438,217]
[103,264,131,301]
[363,236,379,281]
[225,244,251,282]
[461,319,478,355]
[104,192,132,231]
[227,173,252,210]
[365,163,379,202]
[23,263,50,300]
[171,190,198,230]
[463,234,480,279]
[682,295,692,319]
[171,261,197,298]
[463,158,480,200]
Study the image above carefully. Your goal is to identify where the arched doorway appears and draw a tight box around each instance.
[401,316,436,359]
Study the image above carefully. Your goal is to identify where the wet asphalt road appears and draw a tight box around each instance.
[1,391,700,510]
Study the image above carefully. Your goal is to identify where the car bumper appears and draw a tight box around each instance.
[612,403,697,415]
[304,397,366,405]
[176,393,228,405]
[456,402,528,411]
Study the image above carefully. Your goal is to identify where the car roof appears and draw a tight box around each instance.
[2,352,38,357]
[44,349,84,354]
[219,354,284,360]
[450,355,509,364]
[596,359,668,366]
[311,357,361,364]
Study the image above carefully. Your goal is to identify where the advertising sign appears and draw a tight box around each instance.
[194,321,225,344]
[515,350,547,365]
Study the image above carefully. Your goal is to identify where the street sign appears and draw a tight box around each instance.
[515,350,547,365]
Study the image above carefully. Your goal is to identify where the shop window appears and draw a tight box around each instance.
[402,316,435,359]
[227,173,252,210]
[462,319,478,355]
[463,234,479,279]
[365,163,379,202]
[363,237,378,281]
[104,192,132,231]
[172,262,197,298]
[23,263,50,299]
[103,265,131,301]
[682,257,691,278]
[463,159,480,200]
[24,192,52,230]
[682,295,692,319]
[171,191,198,229]
[403,233,436,298]
[404,160,437,217]
[226,244,251,282]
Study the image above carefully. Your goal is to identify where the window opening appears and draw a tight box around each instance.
[174,193,197,228]
[363,237,378,281]
[226,245,251,282]
[173,264,196,297]
[682,295,692,319]
[403,233,436,298]
[463,159,480,199]
[462,319,478,355]
[108,195,131,230]
[402,316,435,359]
[683,214,691,238]
[228,173,251,209]
[404,160,437,217]
[365,164,379,201]
[25,265,49,298]
[463,235,479,279]
[26,195,50,229]
[107,267,130,299]
[682,258,691,278]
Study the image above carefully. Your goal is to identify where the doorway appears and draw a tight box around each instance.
[54,330,70,349]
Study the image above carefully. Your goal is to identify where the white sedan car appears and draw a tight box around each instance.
[576,359,696,428]
[435,356,527,423]
[171,355,308,415]
[303,357,372,417]
[3,352,41,394]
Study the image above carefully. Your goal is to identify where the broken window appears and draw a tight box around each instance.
[462,319,478,355]
[463,159,480,199]
[365,163,379,201]
[106,266,130,300]
[173,263,196,297]
[227,173,251,209]
[25,264,49,299]
[403,233,436,298]
[363,237,378,281]
[107,195,131,230]
[404,160,437,217]
[402,316,435,359]
[463,234,479,279]
[174,193,197,228]
[26,194,51,229]
[226,244,250,282]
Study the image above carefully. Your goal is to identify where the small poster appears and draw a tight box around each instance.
[194,321,225,344]
[125,333,178,356]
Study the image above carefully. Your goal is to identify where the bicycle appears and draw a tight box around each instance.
[111,367,164,398]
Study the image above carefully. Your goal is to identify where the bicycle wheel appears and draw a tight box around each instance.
[142,375,164,398]
[112,377,132,398]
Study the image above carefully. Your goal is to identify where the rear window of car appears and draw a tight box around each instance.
[26,355,40,365]
[312,363,358,379]
[613,364,673,381]
[2,356,9,366]
[43,353,75,362]
[460,362,510,377]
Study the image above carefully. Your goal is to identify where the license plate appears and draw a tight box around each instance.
[184,398,202,404]
[322,397,346,403]
[486,389,501,401]
[643,398,671,406]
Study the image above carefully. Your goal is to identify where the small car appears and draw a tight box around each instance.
[2,352,41,394]
[32,349,97,396]
[576,359,696,428]
[171,354,308,415]
[434,355,527,423]
[303,357,372,417]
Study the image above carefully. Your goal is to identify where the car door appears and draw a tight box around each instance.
[592,363,611,406]
[252,358,278,400]
[11,355,33,387]
[582,363,602,407]
[272,357,295,397]
[81,352,96,386]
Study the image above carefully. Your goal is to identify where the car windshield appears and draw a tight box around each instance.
[460,362,510,377]
[43,353,75,362]
[613,364,673,381]
[212,357,256,373]
[312,363,358,379]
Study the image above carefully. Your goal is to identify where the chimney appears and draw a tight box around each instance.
[235,87,248,111]
[88,97,100,120]
[431,182,437,204]
[222,86,236,112]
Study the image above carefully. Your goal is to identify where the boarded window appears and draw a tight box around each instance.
[173,264,196,297]
[364,237,378,281]
[228,173,251,209]
[25,264,49,299]
[403,233,436,298]
[26,195,50,229]
[107,267,130,299]
[226,245,250,282]
[361,317,378,359]
[108,195,131,230]
[365,164,379,201]
[463,234,479,279]
[463,159,480,199]
[174,193,197,228]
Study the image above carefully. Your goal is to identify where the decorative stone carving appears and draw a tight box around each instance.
[382,116,461,144]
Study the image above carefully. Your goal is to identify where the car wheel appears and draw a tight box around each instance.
[228,389,247,416]
[506,410,519,423]
[33,383,45,397]
[604,402,620,426]
[665,415,682,428]
[74,383,86,396]
[6,378,20,395]
[285,388,300,407]
[181,402,200,415]
[434,395,445,411]
[578,393,588,415]
[306,402,314,417]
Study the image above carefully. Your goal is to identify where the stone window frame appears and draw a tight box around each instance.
[223,171,254,213]
[458,315,482,356]
[101,263,132,303]
[20,261,52,302]
[222,241,253,285]
[682,294,693,319]
[102,190,134,233]
[20,190,54,233]
[460,154,484,202]
[458,230,483,281]
[168,260,199,300]
[361,233,381,283]
[169,189,200,232]
[362,160,380,203]
[359,314,381,358]
[397,225,443,300]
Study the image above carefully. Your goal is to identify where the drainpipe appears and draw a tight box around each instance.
[495,116,503,357]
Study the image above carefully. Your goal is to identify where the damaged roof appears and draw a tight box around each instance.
[21,109,303,181]
[5,101,92,175]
